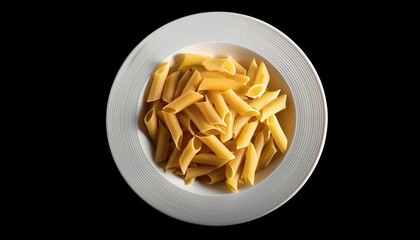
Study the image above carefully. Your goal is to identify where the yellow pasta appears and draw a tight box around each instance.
[220,106,235,142]
[143,105,158,145]
[173,69,193,99]
[201,167,227,184]
[142,55,289,192]
[226,148,246,179]
[155,122,170,162]
[197,135,235,160]
[161,111,183,150]
[162,71,180,103]
[165,147,182,172]
[185,165,218,181]
[236,119,259,149]
[162,90,203,113]
[227,56,247,75]
[246,62,269,98]
[178,54,211,71]
[179,136,202,174]
[183,105,223,135]
[195,97,226,127]
[192,153,230,167]
[203,58,236,75]
[240,142,258,185]
[256,137,278,171]
[221,89,259,116]
[258,94,287,122]
[267,115,287,153]
[147,62,170,102]
[198,78,246,91]
[181,70,202,94]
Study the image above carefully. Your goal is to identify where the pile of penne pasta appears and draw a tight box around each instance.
[143,54,287,192]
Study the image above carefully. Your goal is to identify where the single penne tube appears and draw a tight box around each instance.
[147,62,170,102]
[267,115,287,153]
[220,107,234,142]
[203,58,236,75]
[246,58,258,85]
[179,136,202,174]
[165,147,182,172]
[161,111,183,150]
[227,56,247,75]
[185,165,218,181]
[232,115,251,139]
[149,100,165,125]
[227,74,250,83]
[162,71,180,103]
[162,90,203,113]
[192,153,230,167]
[221,89,259,116]
[177,111,196,135]
[197,135,235,160]
[258,94,287,122]
[236,119,259,149]
[240,142,258,185]
[253,132,265,160]
[173,69,193,99]
[247,62,270,98]
[207,90,230,122]
[178,54,211,71]
[185,177,195,186]
[256,137,278,171]
[226,147,246,179]
[226,164,243,192]
[181,70,202,94]
[183,105,224,135]
[201,166,227,184]
[248,90,281,110]
[155,121,170,162]
[198,78,246,91]
[199,71,227,79]
[143,105,158,145]
[195,98,227,127]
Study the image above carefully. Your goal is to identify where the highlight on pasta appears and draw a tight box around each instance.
[142,54,288,192]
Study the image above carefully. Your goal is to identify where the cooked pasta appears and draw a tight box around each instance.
[142,54,289,192]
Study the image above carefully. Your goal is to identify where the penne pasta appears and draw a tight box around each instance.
[199,71,227,79]
[162,71,180,103]
[232,115,251,139]
[246,62,269,98]
[227,74,250,84]
[246,58,258,85]
[258,94,287,122]
[161,111,183,150]
[203,58,236,75]
[183,104,223,135]
[181,70,202,94]
[195,97,227,127]
[236,119,259,149]
[197,135,235,160]
[207,90,230,122]
[248,90,281,110]
[226,148,246,180]
[178,54,211,71]
[143,105,159,145]
[192,153,230,167]
[267,115,287,153]
[177,111,196,135]
[173,69,193,99]
[240,142,258,185]
[165,147,182,172]
[179,137,202,174]
[221,89,259,116]
[226,164,243,192]
[198,78,246,91]
[227,56,247,75]
[253,132,265,160]
[201,166,227,184]
[155,121,170,162]
[220,106,235,142]
[185,165,218,181]
[147,62,170,102]
[257,137,278,171]
[162,90,203,113]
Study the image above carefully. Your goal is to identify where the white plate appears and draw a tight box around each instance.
[106,12,327,226]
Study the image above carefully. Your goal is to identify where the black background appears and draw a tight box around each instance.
[19,4,419,237]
